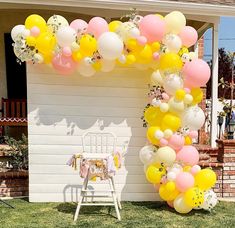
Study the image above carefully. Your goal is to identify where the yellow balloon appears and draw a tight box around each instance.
[151,42,160,52]
[108,20,122,32]
[159,184,179,201]
[36,32,56,55]
[79,34,97,56]
[155,14,164,19]
[147,126,160,145]
[190,88,203,105]
[161,113,181,132]
[92,61,102,71]
[184,136,192,145]
[159,53,183,72]
[135,44,152,64]
[26,36,36,46]
[195,169,217,190]
[25,14,47,32]
[183,166,192,172]
[146,163,166,184]
[126,39,142,52]
[126,54,136,64]
[175,89,186,101]
[42,53,53,64]
[144,106,165,126]
[166,181,176,192]
[184,187,204,207]
[72,51,83,62]
[178,47,189,57]
[174,194,193,214]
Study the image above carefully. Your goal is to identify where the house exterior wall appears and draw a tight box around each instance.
[27,64,160,202]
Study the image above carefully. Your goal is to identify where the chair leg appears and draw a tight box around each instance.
[109,178,121,220]
[111,176,122,210]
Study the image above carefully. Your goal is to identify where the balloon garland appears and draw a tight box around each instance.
[11,11,218,213]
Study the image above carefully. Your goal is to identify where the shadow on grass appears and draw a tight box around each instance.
[128,201,168,210]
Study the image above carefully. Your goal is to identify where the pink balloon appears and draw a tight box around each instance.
[184,88,191,93]
[175,172,195,192]
[87,17,108,38]
[179,26,198,48]
[167,200,174,208]
[30,26,40,37]
[190,165,201,175]
[139,14,166,43]
[183,59,211,88]
[168,134,185,151]
[176,146,199,166]
[62,46,72,57]
[160,138,168,146]
[70,19,88,33]
[153,52,160,60]
[162,92,170,101]
[188,130,198,139]
[137,36,147,45]
[52,54,76,75]
[161,176,167,184]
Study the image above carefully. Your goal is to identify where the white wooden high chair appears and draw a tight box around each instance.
[74,131,122,221]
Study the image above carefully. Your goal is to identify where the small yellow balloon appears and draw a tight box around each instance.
[159,184,180,201]
[136,44,153,64]
[36,32,56,55]
[144,106,165,126]
[155,14,164,19]
[79,34,97,56]
[184,136,192,145]
[126,54,136,64]
[147,126,160,145]
[92,61,102,71]
[195,169,217,190]
[183,166,192,172]
[72,51,83,62]
[175,89,186,101]
[190,88,203,105]
[159,53,183,72]
[108,20,122,32]
[166,181,176,192]
[42,53,53,64]
[26,36,36,46]
[126,39,142,52]
[25,14,47,32]
[184,187,204,207]
[146,163,166,184]
[178,47,189,57]
[161,113,181,132]
[151,42,160,52]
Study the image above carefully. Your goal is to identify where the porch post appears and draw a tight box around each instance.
[210,21,219,148]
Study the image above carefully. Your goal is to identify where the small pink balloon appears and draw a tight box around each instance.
[161,176,167,184]
[167,200,174,208]
[184,88,191,93]
[176,146,199,166]
[160,138,168,146]
[183,59,211,88]
[70,19,88,33]
[162,92,170,101]
[175,172,195,192]
[30,26,40,37]
[87,17,108,38]
[168,134,185,151]
[179,26,198,48]
[137,36,147,45]
[188,130,198,139]
[52,54,76,75]
[153,52,160,60]
[190,165,201,175]
[139,14,166,43]
[62,46,72,57]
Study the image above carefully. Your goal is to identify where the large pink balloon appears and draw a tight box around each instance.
[168,134,185,151]
[52,54,76,75]
[183,59,211,88]
[175,172,195,192]
[70,19,88,33]
[139,14,166,43]
[176,146,199,166]
[179,26,198,48]
[87,17,108,38]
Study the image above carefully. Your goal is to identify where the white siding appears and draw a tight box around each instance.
[27,64,160,202]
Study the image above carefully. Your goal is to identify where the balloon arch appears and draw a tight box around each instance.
[11,11,217,213]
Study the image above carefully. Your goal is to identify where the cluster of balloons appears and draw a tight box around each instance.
[12,11,201,77]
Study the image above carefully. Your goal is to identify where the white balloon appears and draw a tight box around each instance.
[201,190,218,211]
[156,146,176,166]
[154,130,164,140]
[168,97,185,114]
[163,34,182,53]
[174,194,193,214]
[130,27,140,38]
[182,106,205,130]
[164,129,173,139]
[139,145,156,164]
[33,53,44,64]
[159,102,169,113]
[151,70,163,86]
[163,74,183,95]
[11,25,29,41]
[116,22,138,41]
[56,26,76,47]
[77,60,96,77]
[98,32,123,60]
[151,98,161,107]
[167,171,177,181]
[184,94,193,104]
[71,42,80,51]
[101,59,116,72]
[47,15,69,33]
[118,54,126,64]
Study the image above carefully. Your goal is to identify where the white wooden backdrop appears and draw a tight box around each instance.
[27,64,160,202]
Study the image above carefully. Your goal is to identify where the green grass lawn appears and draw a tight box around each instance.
[0,198,234,228]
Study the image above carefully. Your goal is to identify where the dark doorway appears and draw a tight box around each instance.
[4,33,27,99]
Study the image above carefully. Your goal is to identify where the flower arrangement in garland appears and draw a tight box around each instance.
[11,10,218,213]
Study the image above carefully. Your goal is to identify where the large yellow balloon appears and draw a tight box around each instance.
[159,53,183,72]
[174,194,193,214]
[144,106,165,126]
[151,42,161,52]
[26,36,36,46]
[159,183,180,201]
[36,32,56,55]
[126,39,143,53]
[146,163,166,184]
[72,51,83,62]
[147,126,160,145]
[126,54,136,65]
[108,20,122,32]
[42,53,53,64]
[194,169,217,190]
[190,88,203,105]
[25,14,47,32]
[175,89,186,101]
[161,113,181,131]
[79,34,97,56]
[184,187,204,207]
[135,44,153,64]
